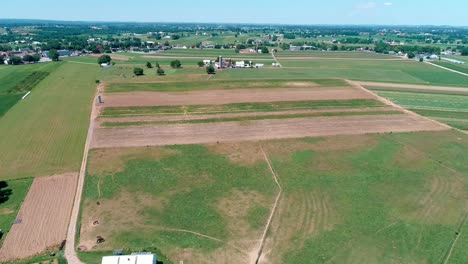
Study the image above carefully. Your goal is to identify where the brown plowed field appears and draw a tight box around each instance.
[98,107,397,123]
[0,173,78,261]
[102,87,373,107]
[91,114,447,148]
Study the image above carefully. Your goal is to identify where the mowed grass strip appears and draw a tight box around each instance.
[0,62,98,180]
[101,99,385,117]
[105,78,348,92]
[102,110,402,127]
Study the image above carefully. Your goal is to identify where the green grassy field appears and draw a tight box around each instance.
[0,62,98,180]
[105,78,348,92]
[268,59,468,86]
[79,145,277,263]
[101,99,384,117]
[79,130,468,263]
[368,88,468,130]
[432,61,468,74]
[0,179,32,246]
[0,63,61,117]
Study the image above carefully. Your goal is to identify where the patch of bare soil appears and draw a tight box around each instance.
[87,147,179,175]
[216,190,272,253]
[79,191,163,251]
[102,87,372,107]
[207,142,265,165]
[91,114,448,148]
[0,173,78,261]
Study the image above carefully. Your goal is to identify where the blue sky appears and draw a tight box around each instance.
[1,0,467,26]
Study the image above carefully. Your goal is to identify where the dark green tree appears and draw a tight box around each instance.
[261,46,269,54]
[157,67,165,75]
[98,55,112,65]
[197,61,205,67]
[206,65,216,74]
[23,54,34,62]
[407,52,415,59]
[146,62,153,68]
[461,47,468,56]
[32,54,41,62]
[8,56,23,65]
[48,49,60,61]
[133,67,144,76]
[170,59,182,68]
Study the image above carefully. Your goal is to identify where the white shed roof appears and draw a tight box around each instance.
[102,254,156,264]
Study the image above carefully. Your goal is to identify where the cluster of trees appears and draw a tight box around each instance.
[2,53,42,65]
[374,41,441,55]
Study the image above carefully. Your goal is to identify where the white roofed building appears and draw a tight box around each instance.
[101,253,157,264]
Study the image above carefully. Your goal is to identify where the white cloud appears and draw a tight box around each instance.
[383,2,393,6]
[357,2,378,9]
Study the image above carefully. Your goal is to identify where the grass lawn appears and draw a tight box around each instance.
[105,78,349,93]
[79,130,468,263]
[101,99,384,117]
[0,179,32,246]
[0,62,98,180]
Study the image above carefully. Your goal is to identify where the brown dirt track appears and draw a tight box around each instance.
[0,173,78,261]
[102,87,373,107]
[91,114,448,148]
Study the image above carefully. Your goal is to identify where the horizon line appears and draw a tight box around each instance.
[0,18,467,28]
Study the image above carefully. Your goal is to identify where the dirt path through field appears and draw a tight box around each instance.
[102,87,372,107]
[0,173,78,261]
[250,147,283,264]
[91,114,447,148]
[64,84,102,264]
